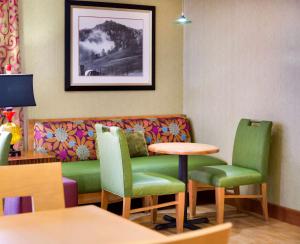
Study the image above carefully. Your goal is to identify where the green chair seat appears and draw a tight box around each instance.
[132,172,185,197]
[62,155,226,194]
[189,165,263,188]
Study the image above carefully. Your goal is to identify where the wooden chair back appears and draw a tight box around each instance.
[0,162,65,215]
[148,223,232,244]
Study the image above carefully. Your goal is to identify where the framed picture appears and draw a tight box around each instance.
[65,0,155,91]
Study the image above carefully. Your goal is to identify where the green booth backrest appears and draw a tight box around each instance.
[232,119,272,180]
[95,124,132,197]
[0,132,12,165]
[32,115,192,162]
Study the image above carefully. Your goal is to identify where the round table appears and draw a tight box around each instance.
[148,142,219,230]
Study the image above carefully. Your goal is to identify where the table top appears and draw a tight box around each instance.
[148,142,219,155]
[8,151,55,162]
[0,206,166,244]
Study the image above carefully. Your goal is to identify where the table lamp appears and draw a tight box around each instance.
[0,74,36,156]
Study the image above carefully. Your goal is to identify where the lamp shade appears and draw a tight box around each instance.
[175,14,192,24]
[0,74,36,108]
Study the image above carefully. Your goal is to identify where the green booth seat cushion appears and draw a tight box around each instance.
[131,155,227,179]
[62,155,227,194]
[132,172,185,197]
[62,160,101,194]
[189,165,263,188]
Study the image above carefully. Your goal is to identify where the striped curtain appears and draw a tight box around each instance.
[0,0,23,150]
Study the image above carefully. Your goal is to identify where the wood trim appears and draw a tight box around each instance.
[27,114,187,151]
[28,114,187,123]
[215,187,225,224]
[196,187,215,191]
[8,151,56,165]
[236,199,300,227]
[176,192,185,233]
[27,119,35,151]
[122,197,131,218]
[260,183,269,220]
[78,192,122,205]
[224,194,262,199]
[78,192,102,205]
[101,190,109,210]
[130,201,178,214]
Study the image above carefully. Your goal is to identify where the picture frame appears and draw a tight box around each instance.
[65,0,155,91]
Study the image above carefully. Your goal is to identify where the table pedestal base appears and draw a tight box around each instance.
[155,215,209,231]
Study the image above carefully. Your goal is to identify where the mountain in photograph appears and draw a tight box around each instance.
[79,20,143,76]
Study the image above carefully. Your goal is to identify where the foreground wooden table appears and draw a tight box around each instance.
[148,142,219,231]
[0,206,166,244]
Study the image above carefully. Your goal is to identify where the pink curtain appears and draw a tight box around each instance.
[0,0,24,150]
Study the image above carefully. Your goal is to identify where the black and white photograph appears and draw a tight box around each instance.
[79,17,143,77]
[65,1,155,91]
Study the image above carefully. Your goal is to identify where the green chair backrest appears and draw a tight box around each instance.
[0,132,12,165]
[232,119,272,180]
[95,124,132,197]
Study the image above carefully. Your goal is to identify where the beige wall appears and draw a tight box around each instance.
[184,0,300,211]
[19,0,183,119]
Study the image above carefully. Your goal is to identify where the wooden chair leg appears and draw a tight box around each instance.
[233,186,241,212]
[101,190,109,210]
[122,197,131,219]
[261,183,269,221]
[176,192,185,233]
[215,187,225,224]
[150,195,158,223]
[142,196,151,213]
[188,180,197,218]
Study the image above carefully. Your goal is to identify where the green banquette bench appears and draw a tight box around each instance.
[28,114,226,204]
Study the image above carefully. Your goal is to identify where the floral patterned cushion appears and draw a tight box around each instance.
[33,116,192,162]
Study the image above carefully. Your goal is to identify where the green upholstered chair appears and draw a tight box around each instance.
[0,132,12,165]
[188,119,272,224]
[95,124,185,233]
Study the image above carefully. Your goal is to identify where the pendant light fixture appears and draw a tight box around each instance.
[175,0,191,24]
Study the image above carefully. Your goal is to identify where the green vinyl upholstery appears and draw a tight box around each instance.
[232,119,272,181]
[96,125,132,197]
[189,165,263,188]
[95,124,185,197]
[189,119,272,187]
[132,172,185,197]
[61,155,227,194]
[0,132,12,165]
[131,155,227,179]
[61,160,101,194]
